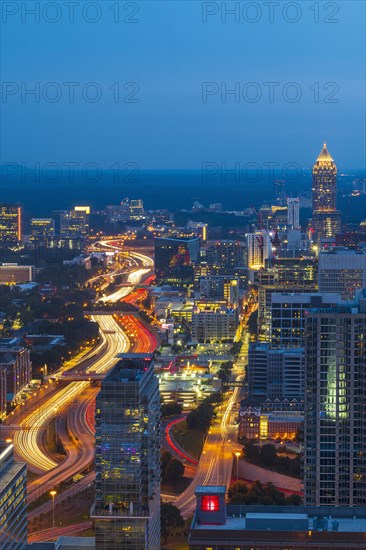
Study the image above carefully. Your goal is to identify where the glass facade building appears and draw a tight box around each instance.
[312,143,341,241]
[155,236,200,287]
[0,443,27,549]
[304,292,366,506]
[92,354,161,549]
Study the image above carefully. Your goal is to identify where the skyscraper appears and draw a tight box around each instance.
[0,205,22,242]
[155,236,200,287]
[312,143,341,241]
[304,290,366,506]
[287,197,300,229]
[92,354,161,550]
[0,442,27,549]
[247,230,272,271]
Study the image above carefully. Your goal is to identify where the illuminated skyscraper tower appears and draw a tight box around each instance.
[92,354,161,549]
[312,143,341,241]
[304,290,366,506]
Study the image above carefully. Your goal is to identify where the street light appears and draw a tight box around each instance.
[235,452,241,482]
[50,490,57,540]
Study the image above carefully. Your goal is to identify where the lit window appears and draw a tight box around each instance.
[201,495,219,512]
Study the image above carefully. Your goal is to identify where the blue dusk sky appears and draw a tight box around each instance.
[0,0,365,169]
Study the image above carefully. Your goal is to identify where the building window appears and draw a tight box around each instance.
[201,495,219,512]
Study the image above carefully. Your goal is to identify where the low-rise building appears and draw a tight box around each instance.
[189,486,366,549]
[0,264,36,284]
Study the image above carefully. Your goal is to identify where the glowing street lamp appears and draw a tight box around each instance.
[50,490,57,539]
[235,452,241,482]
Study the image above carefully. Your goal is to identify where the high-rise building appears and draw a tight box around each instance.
[0,442,27,549]
[191,301,238,343]
[59,209,88,237]
[30,218,55,241]
[287,197,300,229]
[130,199,144,219]
[318,248,366,300]
[247,230,272,271]
[248,342,305,401]
[271,292,342,348]
[155,236,200,287]
[304,289,366,506]
[0,344,32,405]
[312,143,341,241]
[92,354,161,550]
[199,275,239,307]
[0,205,22,243]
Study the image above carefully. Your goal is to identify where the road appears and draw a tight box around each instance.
[14,315,130,482]
[174,333,249,519]
[28,522,92,543]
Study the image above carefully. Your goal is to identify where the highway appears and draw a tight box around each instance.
[174,334,249,519]
[14,315,130,479]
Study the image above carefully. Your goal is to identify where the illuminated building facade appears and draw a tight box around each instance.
[271,292,342,348]
[238,406,303,441]
[30,218,55,240]
[318,248,366,300]
[199,275,239,307]
[204,240,246,273]
[92,354,161,550]
[0,264,36,285]
[0,345,32,405]
[130,199,144,219]
[155,236,200,287]
[191,301,238,343]
[0,443,27,549]
[312,143,341,241]
[60,209,88,237]
[304,291,366,506]
[0,205,22,243]
[247,230,272,271]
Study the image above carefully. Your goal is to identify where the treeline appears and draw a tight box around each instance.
[228,480,302,506]
[243,441,301,478]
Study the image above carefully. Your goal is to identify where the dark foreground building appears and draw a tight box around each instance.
[189,486,366,549]
[0,442,27,549]
[91,354,161,550]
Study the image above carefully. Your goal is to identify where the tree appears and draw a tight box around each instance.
[161,502,184,544]
[165,458,184,484]
[161,402,182,418]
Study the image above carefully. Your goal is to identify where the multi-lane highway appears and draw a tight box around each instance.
[174,334,249,519]
[14,315,130,488]
[22,247,156,513]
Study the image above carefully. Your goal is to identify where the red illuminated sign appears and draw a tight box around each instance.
[201,495,219,512]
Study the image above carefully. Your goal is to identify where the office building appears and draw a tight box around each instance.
[0,205,22,243]
[287,197,300,229]
[263,257,318,287]
[59,209,88,237]
[191,301,238,343]
[271,292,342,348]
[155,236,200,287]
[247,230,272,271]
[106,203,130,223]
[312,143,341,241]
[30,218,55,241]
[238,406,303,441]
[304,290,366,506]
[0,345,32,405]
[189,487,366,549]
[258,284,317,342]
[0,442,27,549]
[204,240,246,273]
[0,264,36,285]
[92,354,161,550]
[199,275,239,307]
[318,248,366,300]
[129,199,144,219]
[248,342,304,400]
